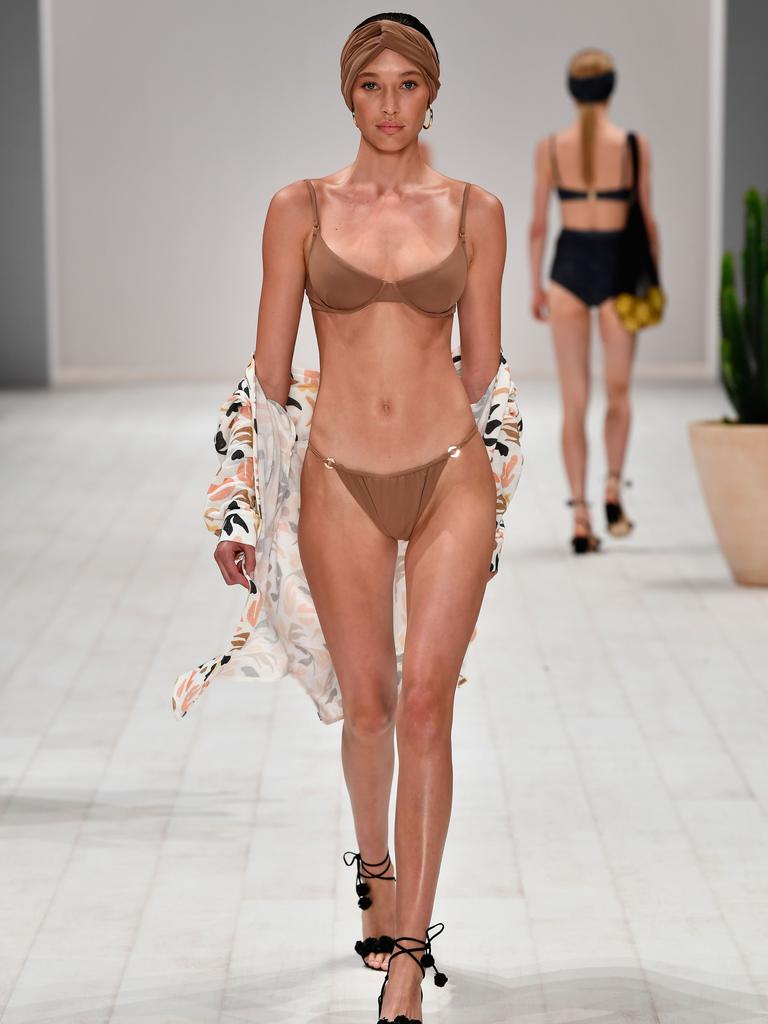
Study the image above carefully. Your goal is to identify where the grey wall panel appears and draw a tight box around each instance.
[722,0,768,259]
[0,0,49,387]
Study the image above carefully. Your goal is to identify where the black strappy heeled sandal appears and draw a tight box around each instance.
[567,498,601,554]
[344,850,396,970]
[605,471,634,537]
[376,923,448,1024]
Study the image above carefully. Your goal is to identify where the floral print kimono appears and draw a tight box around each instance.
[171,348,523,725]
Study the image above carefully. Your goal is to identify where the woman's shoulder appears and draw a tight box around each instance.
[264,173,345,230]
[533,131,558,163]
[265,179,313,223]
[444,175,503,217]
[617,125,651,151]
[472,185,504,224]
[546,124,579,145]
[440,177,504,236]
[269,168,356,215]
[618,129,652,165]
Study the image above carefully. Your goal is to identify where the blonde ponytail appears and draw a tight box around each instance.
[567,48,615,193]
[580,103,596,189]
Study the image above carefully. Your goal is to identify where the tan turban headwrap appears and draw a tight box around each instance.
[340,18,441,112]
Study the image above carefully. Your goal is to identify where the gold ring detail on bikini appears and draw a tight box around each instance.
[323,456,336,469]
[447,444,461,458]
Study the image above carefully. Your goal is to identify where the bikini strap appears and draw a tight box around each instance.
[304,178,320,232]
[448,422,479,455]
[620,134,631,190]
[626,131,640,196]
[459,182,471,240]
[548,134,562,187]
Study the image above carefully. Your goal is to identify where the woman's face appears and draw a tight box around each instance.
[350,48,430,147]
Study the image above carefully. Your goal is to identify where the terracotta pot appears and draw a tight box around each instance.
[689,421,768,586]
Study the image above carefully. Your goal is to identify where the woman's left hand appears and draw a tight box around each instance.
[531,286,549,321]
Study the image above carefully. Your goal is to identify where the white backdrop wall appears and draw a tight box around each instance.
[44,0,719,383]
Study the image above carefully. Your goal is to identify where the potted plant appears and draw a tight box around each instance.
[689,188,768,586]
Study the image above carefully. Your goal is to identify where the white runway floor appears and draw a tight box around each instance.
[1,376,767,1023]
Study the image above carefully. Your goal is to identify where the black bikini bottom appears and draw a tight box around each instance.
[550,228,623,307]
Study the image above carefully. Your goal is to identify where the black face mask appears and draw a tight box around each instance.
[568,70,615,103]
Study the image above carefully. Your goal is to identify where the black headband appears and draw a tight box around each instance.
[568,70,615,103]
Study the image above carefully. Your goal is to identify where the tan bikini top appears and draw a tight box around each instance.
[303,179,471,318]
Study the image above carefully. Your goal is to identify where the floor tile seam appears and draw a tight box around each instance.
[568,533,764,818]
[215,682,291,1023]
[0,525,204,1018]
[614,520,768,699]
[0,449,192,705]
[0,455,210,814]
[571,560,764,998]
[103,684,218,1023]
[481,578,594,1007]
[657,537,768,699]
[476,648,542,982]
[0,586,178,1011]
[520,575,660,1018]
[626,561,768,820]
[322,752,344,1013]
[0,658,186,1019]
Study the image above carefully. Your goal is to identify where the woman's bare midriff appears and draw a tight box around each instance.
[307,302,477,473]
[559,197,629,232]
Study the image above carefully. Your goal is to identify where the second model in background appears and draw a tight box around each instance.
[528,48,660,554]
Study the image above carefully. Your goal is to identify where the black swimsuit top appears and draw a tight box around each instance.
[549,133,633,202]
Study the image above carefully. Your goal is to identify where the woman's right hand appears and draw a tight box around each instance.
[531,286,549,321]
[215,540,256,588]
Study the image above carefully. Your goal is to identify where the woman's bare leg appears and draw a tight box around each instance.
[598,299,637,503]
[298,451,400,969]
[378,431,497,1021]
[548,282,593,537]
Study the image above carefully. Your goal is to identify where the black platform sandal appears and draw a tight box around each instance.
[605,471,634,537]
[344,850,396,971]
[376,923,448,1024]
[567,498,601,554]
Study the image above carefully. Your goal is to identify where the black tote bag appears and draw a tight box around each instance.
[613,132,666,331]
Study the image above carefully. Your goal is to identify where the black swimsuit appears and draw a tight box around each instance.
[549,133,634,307]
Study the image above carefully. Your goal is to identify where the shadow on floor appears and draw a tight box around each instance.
[0,788,254,833]
[639,575,737,592]
[3,961,765,1023]
[513,540,726,563]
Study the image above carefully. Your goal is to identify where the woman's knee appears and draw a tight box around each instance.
[605,378,630,413]
[396,666,456,747]
[562,400,589,432]
[343,682,398,739]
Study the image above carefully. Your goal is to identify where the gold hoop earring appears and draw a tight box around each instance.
[422,105,434,130]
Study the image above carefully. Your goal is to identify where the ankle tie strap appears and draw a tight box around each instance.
[343,850,395,909]
[389,922,448,988]
[606,470,633,487]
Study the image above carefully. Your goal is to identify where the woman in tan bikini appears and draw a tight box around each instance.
[216,13,511,1023]
[528,48,659,553]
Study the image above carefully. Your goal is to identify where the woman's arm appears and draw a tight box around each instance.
[456,184,507,403]
[253,180,314,404]
[636,133,660,271]
[528,137,551,321]
[215,180,311,588]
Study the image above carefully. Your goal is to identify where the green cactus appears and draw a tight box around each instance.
[720,188,768,422]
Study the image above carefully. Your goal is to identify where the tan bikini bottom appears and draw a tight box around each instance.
[307,423,479,541]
